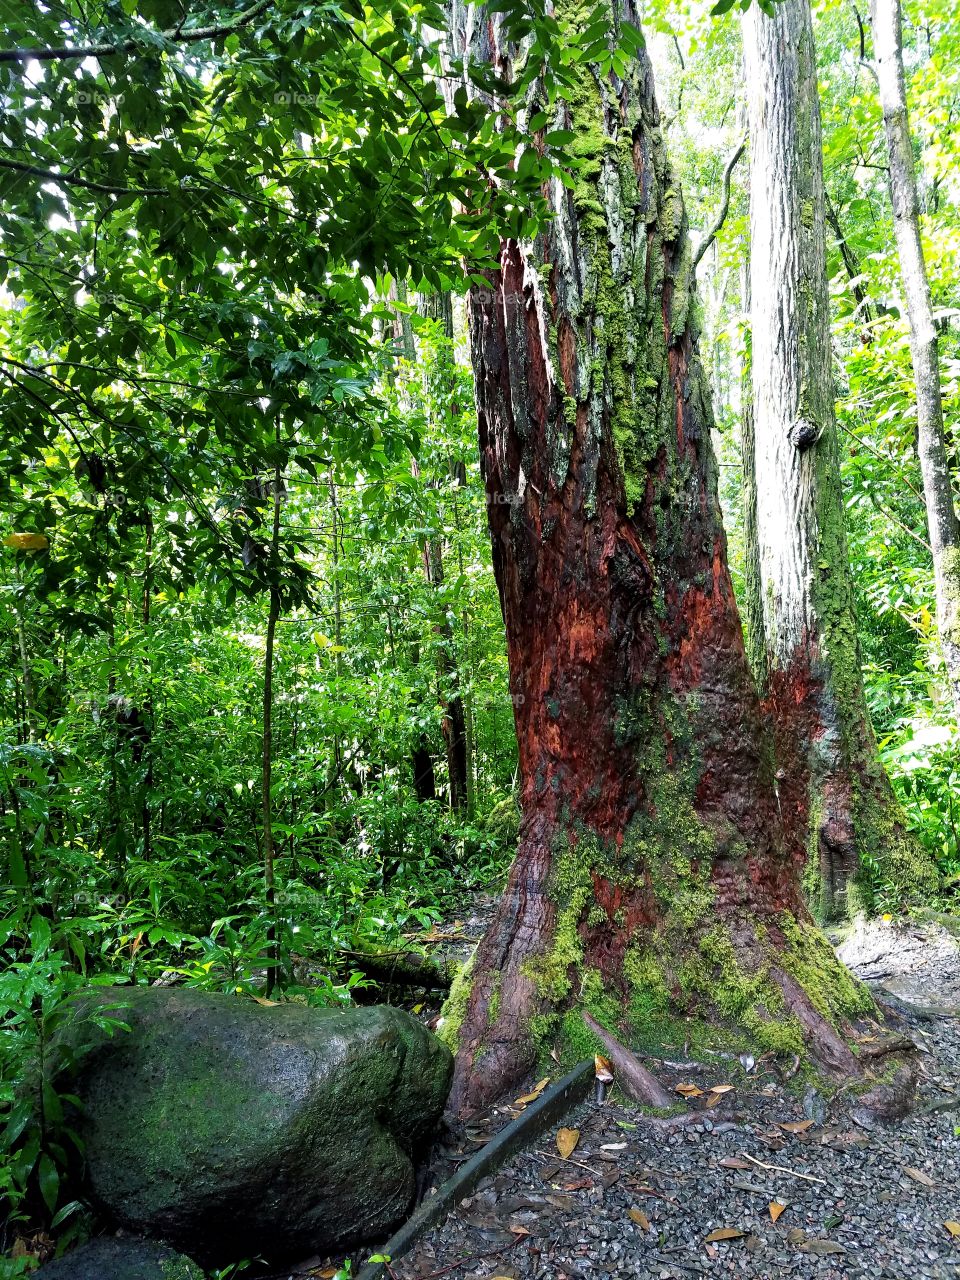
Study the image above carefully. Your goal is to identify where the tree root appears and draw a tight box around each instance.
[582,1012,675,1109]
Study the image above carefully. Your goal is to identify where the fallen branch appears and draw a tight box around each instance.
[338,947,453,991]
[582,1012,675,1109]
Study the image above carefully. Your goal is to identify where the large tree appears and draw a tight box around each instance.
[442,0,901,1115]
[871,0,960,720]
[741,0,933,919]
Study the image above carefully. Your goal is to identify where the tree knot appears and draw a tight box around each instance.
[788,418,820,451]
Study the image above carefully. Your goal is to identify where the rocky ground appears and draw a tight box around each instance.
[383,915,960,1280]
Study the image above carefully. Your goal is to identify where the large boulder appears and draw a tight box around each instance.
[34,1237,203,1279]
[58,988,452,1265]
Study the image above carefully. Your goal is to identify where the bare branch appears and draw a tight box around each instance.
[692,136,746,272]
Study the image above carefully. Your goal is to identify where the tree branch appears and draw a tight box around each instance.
[692,136,746,272]
[0,156,166,197]
[0,0,272,64]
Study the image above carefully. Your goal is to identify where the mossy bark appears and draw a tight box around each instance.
[742,0,936,920]
[443,0,890,1115]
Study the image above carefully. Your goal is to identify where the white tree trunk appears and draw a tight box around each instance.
[743,0,933,916]
[872,0,960,715]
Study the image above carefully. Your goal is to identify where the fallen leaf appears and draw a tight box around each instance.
[904,1166,937,1187]
[778,1119,815,1134]
[800,1239,847,1256]
[945,1221,960,1239]
[705,1228,745,1242]
[561,1178,592,1191]
[318,1270,339,1279]
[786,1228,808,1245]
[769,1201,787,1223]
[675,1082,703,1097]
[515,1076,551,1105]
[628,1208,651,1230]
[3,533,49,551]
[705,1092,724,1108]
[556,1127,579,1159]
[707,1083,735,1094]
[595,1053,613,1081]
[252,996,280,1006]
[718,1157,751,1170]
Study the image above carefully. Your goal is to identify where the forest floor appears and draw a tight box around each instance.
[383,914,960,1280]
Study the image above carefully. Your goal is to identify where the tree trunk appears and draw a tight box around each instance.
[742,0,933,920]
[872,0,960,717]
[262,463,282,994]
[444,0,881,1115]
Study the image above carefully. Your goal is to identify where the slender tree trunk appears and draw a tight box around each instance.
[421,291,471,814]
[444,0,889,1115]
[738,256,766,688]
[872,0,960,716]
[742,0,933,919]
[262,464,282,994]
[141,510,153,861]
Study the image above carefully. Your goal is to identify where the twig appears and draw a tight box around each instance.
[739,1152,828,1185]
[535,1149,600,1175]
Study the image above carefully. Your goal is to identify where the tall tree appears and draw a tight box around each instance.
[443,0,896,1115]
[741,0,932,918]
[871,0,960,718]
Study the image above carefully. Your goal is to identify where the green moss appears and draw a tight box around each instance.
[437,952,476,1052]
[778,915,875,1022]
[488,971,501,1027]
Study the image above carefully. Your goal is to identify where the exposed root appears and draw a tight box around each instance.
[582,1012,675,1109]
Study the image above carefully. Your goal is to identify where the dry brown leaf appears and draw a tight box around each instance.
[705,1228,745,1242]
[800,1239,846,1256]
[945,1221,960,1239]
[769,1201,787,1223]
[705,1092,723,1108]
[628,1207,651,1230]
[904,1166,937,1187]
[515,1091,539,1105]
[778,1119,815,1134]
[718,1157,751,1170]
[252,996,280,1006]
[675,1082,703,1097]
[556,1127,580,1159]
[786,1228,808,1245]
[318,1269,339,1278]
[707,1083,735,1094]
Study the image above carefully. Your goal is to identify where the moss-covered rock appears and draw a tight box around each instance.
[34,1237,203,1280]
[57,988,452,1267]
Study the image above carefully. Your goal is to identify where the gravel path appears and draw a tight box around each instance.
[393,1007,960,1279]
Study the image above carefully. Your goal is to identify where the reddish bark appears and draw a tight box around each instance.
[444,0,876,1115]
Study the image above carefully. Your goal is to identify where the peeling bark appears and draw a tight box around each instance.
[742,0,934,919]
[443,0,881,1115]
